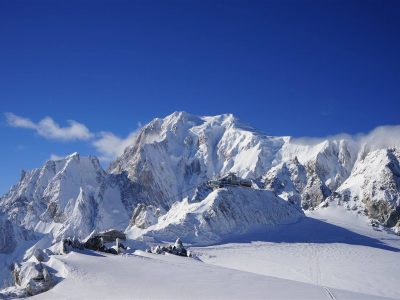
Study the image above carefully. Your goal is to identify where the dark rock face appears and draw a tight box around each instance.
[301,175,332,210]
[129,204,163,229]
[148,238,191,257]
[191,183,213,203]
[60,229,127,254]
[62,237,84,254]
[0,218,17,254]
[264,158,335,210]
[95,229,126,243]
[32,248,48,262]
[364,199,400,227]
[83,236,103,251]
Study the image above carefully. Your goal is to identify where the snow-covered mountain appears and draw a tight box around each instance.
[266,138,359,209]
[109,112,289,208]
[1,111,400,244]
[109,111,399,230]
[1,111,400,297]
[110,112,356,208]
[0,153,134,241]
[127,187,303,245]
[335,148,400,227]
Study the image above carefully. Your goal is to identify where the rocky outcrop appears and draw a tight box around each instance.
[129,204,164,229]
[11,260,55,297]
[0,218,17,254]
[148,238,191,257]
[0,213,34,254]
[264,157,307,207]
[264,139,358,209]
[336,148,400,227]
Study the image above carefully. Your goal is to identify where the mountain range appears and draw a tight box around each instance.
[1,111,399,295]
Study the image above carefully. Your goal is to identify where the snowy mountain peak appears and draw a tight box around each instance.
[154,111,251,137]
[1,113,399,268]
[106,112,400,226]
[1,112,400,298]
[0,152,131,240]
[2,113,400,237]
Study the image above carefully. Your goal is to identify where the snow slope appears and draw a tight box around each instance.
[31,250,387,300]
[193,205,400,299]
[28,204,400,299]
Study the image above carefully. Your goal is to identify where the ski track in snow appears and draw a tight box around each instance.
[324,287,337,300]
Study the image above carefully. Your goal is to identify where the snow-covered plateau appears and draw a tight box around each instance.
[1,111,400,299]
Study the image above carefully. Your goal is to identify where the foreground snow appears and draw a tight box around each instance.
[194,206,400,299]
[30,205,400,300]
[32,250,384,300]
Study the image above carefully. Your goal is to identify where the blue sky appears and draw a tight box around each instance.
[0,0,399,194]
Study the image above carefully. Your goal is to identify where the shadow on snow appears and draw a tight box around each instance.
[219,217,400,252]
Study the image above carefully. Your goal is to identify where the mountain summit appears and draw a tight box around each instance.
[1,111,399,245]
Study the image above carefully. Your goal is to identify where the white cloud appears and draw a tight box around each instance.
[4,112,143,162]
[5,113,37,129]
[5,112,93,141]
[358,125,400,151]
[93,130,139,162]
[291,125,400,152]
